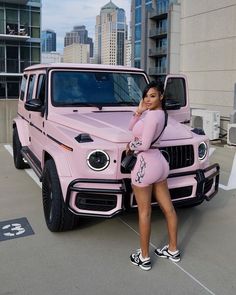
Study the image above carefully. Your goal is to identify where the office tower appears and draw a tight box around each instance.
[0,0,41,99]
[42,29,56,52]
[64,25,93,57]
[131,0,180,81]
[94,1,127,65]
[63,43,90,63]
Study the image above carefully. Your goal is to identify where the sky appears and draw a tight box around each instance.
[41,0,131,53]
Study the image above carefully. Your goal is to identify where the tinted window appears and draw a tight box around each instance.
[20,74,27,100]
[36,74,46,103]
[51,71,148,107]
[164,77,186,108]
[26,74,36,101]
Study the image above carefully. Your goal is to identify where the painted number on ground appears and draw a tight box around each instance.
[0,217,34,242]
[2,223,26,237]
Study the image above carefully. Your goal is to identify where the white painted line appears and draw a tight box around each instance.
[25,168,42,188]
[4,144,13,156]
[119,218,216,295]
[4,144,42,188]
[209,147,215,157]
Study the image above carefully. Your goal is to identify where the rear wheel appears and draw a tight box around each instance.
[42,159,78,232]
[12,127,29,169]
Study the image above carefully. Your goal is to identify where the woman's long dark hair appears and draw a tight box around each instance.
[142,81,166,110]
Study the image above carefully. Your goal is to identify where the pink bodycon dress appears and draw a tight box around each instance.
[128,109,169,187]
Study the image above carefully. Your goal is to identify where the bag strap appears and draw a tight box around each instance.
[150,111,168,147]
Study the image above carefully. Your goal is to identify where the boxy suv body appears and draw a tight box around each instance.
[13,63,220,231]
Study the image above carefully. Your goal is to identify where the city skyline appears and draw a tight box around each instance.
[42,0,131,52]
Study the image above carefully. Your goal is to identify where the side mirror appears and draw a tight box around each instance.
[25,99,43,112]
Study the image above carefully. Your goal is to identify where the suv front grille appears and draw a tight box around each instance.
[121,145,194,173]
[160,145,194,170]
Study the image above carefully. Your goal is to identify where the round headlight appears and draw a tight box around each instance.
[87,150,110,171]
[198,142,207,160]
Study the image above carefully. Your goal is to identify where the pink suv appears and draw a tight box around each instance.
[13,64,220,231]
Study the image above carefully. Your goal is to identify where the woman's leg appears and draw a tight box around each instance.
[153,180,178,251]
[132,184,153,258]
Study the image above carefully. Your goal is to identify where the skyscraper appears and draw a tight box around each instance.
[42,29,56,52]
[131,0,180,81]
[95,1,127,65]
[64,25,93,57]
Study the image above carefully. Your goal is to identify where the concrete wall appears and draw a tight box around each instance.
[180,0,236,118]
[168,3,181,74]
[0,100,18,143]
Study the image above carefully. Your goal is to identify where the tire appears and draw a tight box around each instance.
[12,127,29,169]
[42,159,78,232]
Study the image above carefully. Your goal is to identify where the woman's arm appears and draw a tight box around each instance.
[128,100,148,130]
[128,112,141,131]
[129,111,159,151]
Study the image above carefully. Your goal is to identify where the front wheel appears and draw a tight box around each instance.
[42,159,78,232]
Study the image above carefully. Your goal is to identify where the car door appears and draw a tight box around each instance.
[164,75,190,123]
[29,73,47,164]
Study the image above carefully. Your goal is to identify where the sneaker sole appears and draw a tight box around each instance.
[155,251,181,263]
[139,264,151,271]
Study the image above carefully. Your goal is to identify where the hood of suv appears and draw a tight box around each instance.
[51,111,193,143]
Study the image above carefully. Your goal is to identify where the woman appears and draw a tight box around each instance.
[127,81,180,271]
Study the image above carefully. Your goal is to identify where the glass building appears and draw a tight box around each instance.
[42,29,56,52]
[0,0,41,99]
[131,0,180,81]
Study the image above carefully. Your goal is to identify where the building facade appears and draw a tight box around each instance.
[94,1,127,65]
[41,51,62,63]
[0,0,41,143]
[63,43,90,64]
[64,25,93,58]
[180,0,236,120]
[0,0,41,100]
[41,29,56,52]
[131,0,180,81]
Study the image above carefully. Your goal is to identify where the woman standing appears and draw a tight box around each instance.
[127,81,180,271]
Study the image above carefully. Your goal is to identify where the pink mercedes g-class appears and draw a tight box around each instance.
[13,64,220,232]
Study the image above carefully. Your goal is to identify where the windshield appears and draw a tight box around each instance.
[51,70,148,107]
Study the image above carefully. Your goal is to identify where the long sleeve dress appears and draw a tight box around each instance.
[128,109,169,187]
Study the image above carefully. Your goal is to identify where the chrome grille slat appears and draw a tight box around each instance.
[161,145,194,170]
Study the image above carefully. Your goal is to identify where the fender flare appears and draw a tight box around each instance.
[42,145,72,177]
[13,117,30,147]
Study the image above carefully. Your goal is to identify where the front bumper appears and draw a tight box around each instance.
[65,163,220,217]
[167,163,220,206]
[66,179,126,218]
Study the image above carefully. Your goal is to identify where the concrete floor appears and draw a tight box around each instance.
[0,144,236,295]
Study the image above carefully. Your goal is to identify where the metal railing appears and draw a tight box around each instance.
[149,47,167,56]
[149,7,168,18]
[149,66,167,75]
[0,20,29,37]
[149,27,167,37]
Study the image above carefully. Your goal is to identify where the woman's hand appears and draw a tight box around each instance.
[126,142,133,155]
[135,99,148,116]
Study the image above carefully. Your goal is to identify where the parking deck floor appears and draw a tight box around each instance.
[0,143,236,295]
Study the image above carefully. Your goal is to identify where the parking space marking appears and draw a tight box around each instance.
[0,217,34,242]
[4,145,42,188]
[119,218,216,295]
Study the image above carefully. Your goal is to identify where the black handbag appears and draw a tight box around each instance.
[121,152,137,171]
